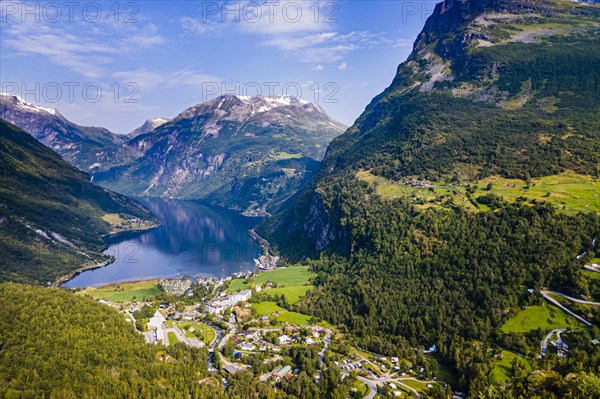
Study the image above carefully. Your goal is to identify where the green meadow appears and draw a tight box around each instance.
[501,305,583,334]
[356,170,599,214]
[82,280,161,302]
[489,351,532,384]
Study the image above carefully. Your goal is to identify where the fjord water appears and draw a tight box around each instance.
[63,198,262,288]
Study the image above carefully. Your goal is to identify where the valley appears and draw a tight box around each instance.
[0,0,599,398]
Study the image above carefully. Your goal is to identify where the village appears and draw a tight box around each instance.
[84,264,454,398]
[85,255,600,399]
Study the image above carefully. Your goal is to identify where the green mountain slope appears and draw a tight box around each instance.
[264,0,600,255]
[0,119,156,284]
[260,0,600,394]
[0,283,218,399]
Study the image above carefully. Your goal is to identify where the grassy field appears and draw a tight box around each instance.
[263,286,311,304]
[252,301,312,325]
[101,213,149,233]
[167,331,178,345]
[584,270,600,281]
[277,311,312,325]
[228,279,250,292]
[475,172,600,214]
[82,280,161,302]
[226,266,315,299]
[171,321,217,345]
[356,170,599,214]
[501,304,583,334]
[352,380,369,397]
[253,301,286,316]
[356,170,479,212]
[489,351,532,384]
[252,266,315,286]
[402,379,429,392]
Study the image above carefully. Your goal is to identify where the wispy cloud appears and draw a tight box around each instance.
[113,68,221,91]
[178,1,406,64]
[2,12,166,79]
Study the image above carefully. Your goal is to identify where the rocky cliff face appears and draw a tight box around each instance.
[261,0,600,256]
[95,95,346,213]
[0,93,123,171]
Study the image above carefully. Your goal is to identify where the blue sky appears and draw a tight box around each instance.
[0,1,437,133]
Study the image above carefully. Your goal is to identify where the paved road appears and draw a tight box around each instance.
[357,376,377,399]
[318,328,332,364]
[540,290,593,327]
[541,328,566,357]
[544,290,600,306]
[584,264,600,273]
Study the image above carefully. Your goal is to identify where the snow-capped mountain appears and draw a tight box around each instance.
[95,95,347,213]
[127,117,171,139]
[0,93,123,170]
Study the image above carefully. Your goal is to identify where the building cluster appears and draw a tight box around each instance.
[254,254,280,270]
[206,289,253,314]
[231,326,325,358]
[159,278,193,296]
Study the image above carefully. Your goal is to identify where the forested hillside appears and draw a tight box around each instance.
[260,0,600,395]
[0,119,156,284]
[0,284,223,399]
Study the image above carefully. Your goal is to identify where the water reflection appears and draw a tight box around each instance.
[63,198,262,288]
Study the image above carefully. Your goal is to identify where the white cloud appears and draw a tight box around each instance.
[338,62,348,71]
[312,64,324,71]
[261,32,337,50]
[237,0,337,35]
[1,12,166,78]
[113,68,221,91]
[180,16,223,36]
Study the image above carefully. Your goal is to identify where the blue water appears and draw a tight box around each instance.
[63,197,262,288]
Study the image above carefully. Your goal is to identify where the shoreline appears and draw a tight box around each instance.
[55,223,161,288]
[102,222,161,241]
[53,257,115,288]
[57,212,272,290]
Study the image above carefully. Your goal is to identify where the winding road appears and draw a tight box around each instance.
[540,290,595,327]
[357,376,377,399]
[541,328,566,357]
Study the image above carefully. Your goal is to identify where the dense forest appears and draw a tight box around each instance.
[0,284,362,399]
[260,0,600,396]
[0,120,156,284]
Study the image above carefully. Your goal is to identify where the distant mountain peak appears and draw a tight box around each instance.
[174,94,343,132]
[127,117,171,138]
[0,92,60,116]
[0,93,122,170]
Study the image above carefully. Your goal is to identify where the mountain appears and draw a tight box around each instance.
[260,0,600,394]
[0,93,123,171]
[0,118,157,285]
[94,95,346,214]
[127,117,170,139]
[265,0,600,254]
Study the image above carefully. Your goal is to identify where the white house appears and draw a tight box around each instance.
[230,289,252,302]
[147,310,166,343]
[278,335,291,345]
[240,342,256,351]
